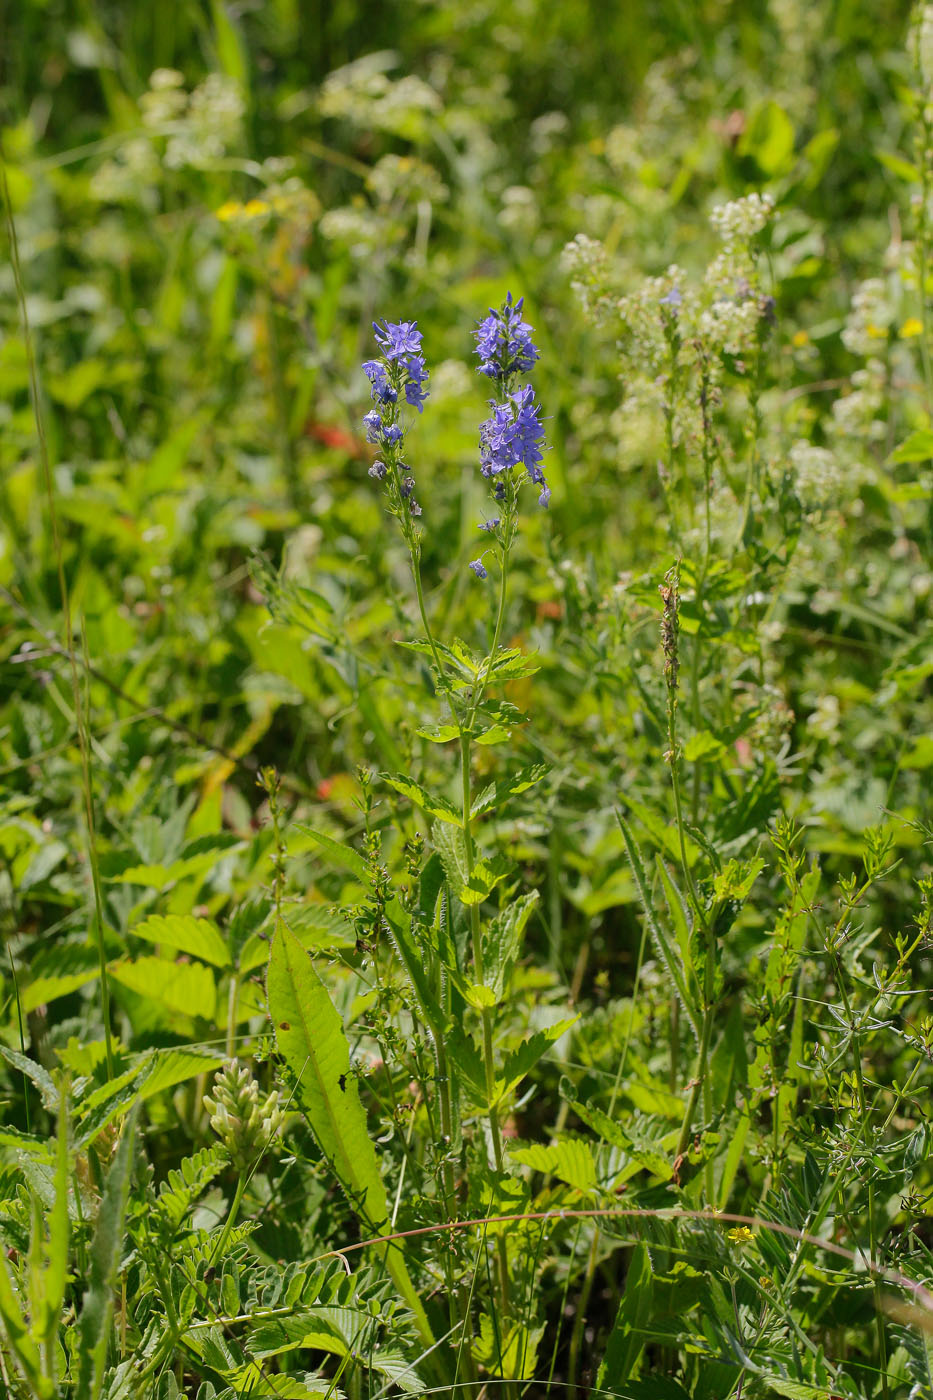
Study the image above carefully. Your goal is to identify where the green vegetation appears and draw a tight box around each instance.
[1,1,932,1396]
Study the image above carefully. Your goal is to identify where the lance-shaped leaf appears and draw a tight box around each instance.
[597,1243,654,1387]
[382,774,462,827]
[267,922,388,1229]
[76,1104,138,1400]
[618,816,700,1045]
[267,925,436,1354]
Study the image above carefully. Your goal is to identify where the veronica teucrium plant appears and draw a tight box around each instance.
[359,297,550,1346]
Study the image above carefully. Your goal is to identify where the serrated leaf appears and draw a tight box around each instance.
[109,956,217,1021]
[76,1107,137,1400]
[433,821,469,890]
[459,853,513,906]
[471,763,548,819]
[382,774,462,827]
[486,647,540,680]
[132,914,230,968]
[495,1018,577,1104]
[483,892,538,1000]
[0,1048,59,1111]
[509,1137,597,1193]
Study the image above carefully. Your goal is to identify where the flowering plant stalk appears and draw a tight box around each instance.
[360,294,549,1349]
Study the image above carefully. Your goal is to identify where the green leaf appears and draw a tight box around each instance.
[41,1094,70,1344]
[487,647,540,680]
[618,817,700,1045]
[471,763,548,819]
[267,924,436,1352]
[876,149,921,184]
[268,922,387,1226]
[495,1018,577,1104]
[483,892,538,1000]
[382,774,462,827]
[296,826,369,881]
[509,1137,597,1193]
[109,956,217,1021]
[432,821,469,890]
[737,100,794,176]
[597,1243,654,1386]
[683,730,725,762]
[473,1313,542,1380]
[891,429,933,464]
[76,1106,137,1400]
[415,723,461,743]
[132,914,230,968]
[0,1048,59,1111]
[459,853,513,906]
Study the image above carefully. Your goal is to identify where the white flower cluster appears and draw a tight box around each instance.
[841,277,892,357]
[710,192,774,249]
[788,440,845,512]
[831,359,886,440]
[367,154,447,206]
[319,54,441,138]
[93,68,244,199]
[616,264,693,373]
[141,68,244,170]
[560,234,612,319]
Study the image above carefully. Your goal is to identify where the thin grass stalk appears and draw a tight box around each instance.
[1,157,116,1081]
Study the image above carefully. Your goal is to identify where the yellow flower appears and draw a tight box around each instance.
[792,329,810,348]
[866,322,889,339]
[727,1226,754,1244]
[243,199,271,218]
[215,200,242,222]
[900,317,924,338]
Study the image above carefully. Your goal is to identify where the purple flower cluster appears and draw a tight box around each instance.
[479,386,546,490]
[474,293,539,381]
[469,293,548,579]
[361,319,429,521]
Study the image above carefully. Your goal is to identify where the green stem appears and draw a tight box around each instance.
[210,1172,246,1267]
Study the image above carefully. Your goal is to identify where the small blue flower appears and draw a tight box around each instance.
[538,484,551,508]
[660,286,682,309]
[383,423,404,445]
[403,353,429,411]
[368,460,387,480]
[363,409,384,444]
[468,558,489,579]
[373,319,424,360]
[479,517,500,531]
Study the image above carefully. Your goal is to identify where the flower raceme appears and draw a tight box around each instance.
[470,292,549,578]
[474,292,540,381]
[361,318,430,523]
[359,298,548,570]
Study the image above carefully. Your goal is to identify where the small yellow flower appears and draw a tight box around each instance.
[243,198,271,218]
[727,1226,754,1244]
[792,329,810,348]
[866,322,889,339]
[900,317,924,338]
[215,200,242,222]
